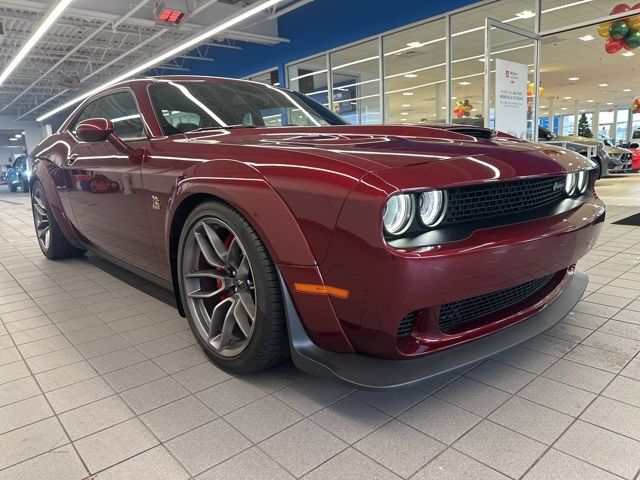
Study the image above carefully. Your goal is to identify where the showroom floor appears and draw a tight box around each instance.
[0,176,639,480]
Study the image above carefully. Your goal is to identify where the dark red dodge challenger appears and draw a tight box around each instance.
[30,76,604,388]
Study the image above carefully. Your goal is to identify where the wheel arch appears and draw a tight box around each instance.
[166,172,318,316]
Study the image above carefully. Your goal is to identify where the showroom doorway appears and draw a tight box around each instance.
[483,18,540,141]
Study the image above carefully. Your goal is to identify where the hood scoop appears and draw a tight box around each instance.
[441,126,496,140]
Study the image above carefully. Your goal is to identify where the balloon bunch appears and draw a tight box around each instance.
[632,97,640,114]
[597,3,640,54]
[527,82,545,97]
[453,99,473,118]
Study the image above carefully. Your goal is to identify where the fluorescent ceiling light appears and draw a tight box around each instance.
[401,112,409,115]
[515,10,535,19]
[0,0,72,88]
[564,96,572,100]
[580,109,586,112]
[459,81,471,86]
[561,107,568,110]
[623,88,632,92]
[606,102,613,105]
[622,51,635,57]
[598,83,608,87]
[540,105,548,109]
[402,92,414,96]
[401,104,411,107]
[14,133,22,137]
[9,138,17,141]
[587,99,595,103]
[579,34,595,41]
[37,0,286,121]
[568,77,579,81]
[401,118,407,121]
[406,41,425,48]
[404,73,418,78]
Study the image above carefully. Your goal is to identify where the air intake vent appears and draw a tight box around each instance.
[439,274,555,334]
[397,313,416,337]
[446,127,495,139]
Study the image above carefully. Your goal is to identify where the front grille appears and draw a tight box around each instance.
[438,274,555,334]
[442,176,565,225]
[397,313,416,337]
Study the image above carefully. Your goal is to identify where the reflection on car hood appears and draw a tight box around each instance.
[181,125,577,172]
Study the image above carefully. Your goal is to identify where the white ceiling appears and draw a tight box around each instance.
[0,0,306,120]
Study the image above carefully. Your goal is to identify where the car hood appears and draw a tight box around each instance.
[554,135,600,146]
[180,125,579,173]
[604,146,630,155]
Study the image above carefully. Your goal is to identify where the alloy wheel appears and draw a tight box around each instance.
[31,185,51,252]
[183,218,257,357]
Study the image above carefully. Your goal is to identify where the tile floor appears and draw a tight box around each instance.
[0,175,639,480]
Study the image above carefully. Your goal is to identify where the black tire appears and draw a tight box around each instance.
[177,201,288,374]
[9,183,17,193]
[31,180,86,260]
[21,179,29,193]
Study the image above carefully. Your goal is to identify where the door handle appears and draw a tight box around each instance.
[68,154,78,165]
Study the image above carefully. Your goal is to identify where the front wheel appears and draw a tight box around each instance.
[31,180,86,259]
[177,201,288,373]
[21,179,29,193]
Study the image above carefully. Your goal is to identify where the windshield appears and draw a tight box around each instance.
[148,79,348,135]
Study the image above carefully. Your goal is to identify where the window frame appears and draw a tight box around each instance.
[65,88,150,143]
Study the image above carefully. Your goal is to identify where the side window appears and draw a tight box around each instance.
[91,92,145,140]
[70,102,97,132]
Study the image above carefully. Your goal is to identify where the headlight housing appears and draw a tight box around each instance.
[565,170,589,197]
[564,173,576,195]
[383,194,413,235]
[418,190,445,227]
[576,170,588,193]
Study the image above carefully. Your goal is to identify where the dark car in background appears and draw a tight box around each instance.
[7,154,30,192]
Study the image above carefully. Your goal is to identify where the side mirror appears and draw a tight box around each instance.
[76,118,114,143]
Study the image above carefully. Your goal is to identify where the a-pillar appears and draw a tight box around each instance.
[593,104,600,136]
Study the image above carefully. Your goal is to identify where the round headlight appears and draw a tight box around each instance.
[419,190,445,227]
[576,170,588,193]
[564,173,576,195]
[383,194,413,235]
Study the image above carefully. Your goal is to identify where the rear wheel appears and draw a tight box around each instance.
[21,179,29,193]
[9,183,17,193]
[31,181,86,259]
[177,201,288,373]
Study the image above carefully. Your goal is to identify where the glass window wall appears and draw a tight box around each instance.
[329,40,381,125]
[382,18,447,124]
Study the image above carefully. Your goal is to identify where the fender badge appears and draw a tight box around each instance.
[151,195,161,210]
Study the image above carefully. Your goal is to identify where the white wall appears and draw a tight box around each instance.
[0,116,49,153]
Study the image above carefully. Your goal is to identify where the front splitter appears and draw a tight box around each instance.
[280,270,588,390]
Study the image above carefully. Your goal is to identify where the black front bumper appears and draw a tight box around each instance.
[281,270,588,390]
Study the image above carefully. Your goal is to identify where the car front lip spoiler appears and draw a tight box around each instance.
[279,270,588,390]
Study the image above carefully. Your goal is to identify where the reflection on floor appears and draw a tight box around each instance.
[0,176,639,479]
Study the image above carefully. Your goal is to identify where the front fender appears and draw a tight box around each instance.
[165,159,317,267]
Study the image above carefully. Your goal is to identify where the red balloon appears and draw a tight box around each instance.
[633,2,640,9]
[605,37,625,53]
[611,3,631,14]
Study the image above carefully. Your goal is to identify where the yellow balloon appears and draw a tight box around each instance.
[597,22,612,37]
[539,86,545,96]
[629,15,640,30]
